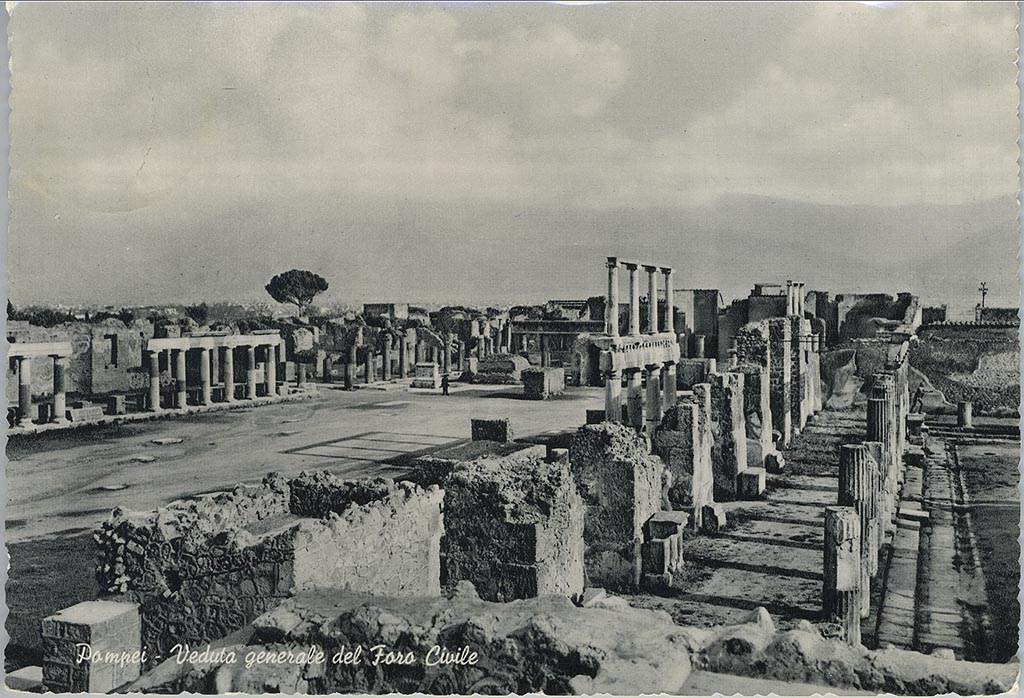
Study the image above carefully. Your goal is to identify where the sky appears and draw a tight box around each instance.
[7,1,1021,311]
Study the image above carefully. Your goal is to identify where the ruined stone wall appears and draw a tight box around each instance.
[95,472,442,664]
[443,456,584,601]
[569,424,665,588]
[652,394,713,522]
[88,320,153,395]
[474,353,530,384]
[767,318,792,445]
[734,364,773,468]
[708,372,747,500]
[676,358,715,389]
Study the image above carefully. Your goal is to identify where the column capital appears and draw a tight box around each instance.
[660,266,673,275]
[606,256,620,268]
[642,263,658,273]
[623,261,639,270]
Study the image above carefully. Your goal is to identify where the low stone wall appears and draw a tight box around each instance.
[569,423,665,588]
[94,472,443,663]
[443,455,584,601]
[521,367,565,399]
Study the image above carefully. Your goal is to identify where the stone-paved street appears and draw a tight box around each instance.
[627,408,865,630]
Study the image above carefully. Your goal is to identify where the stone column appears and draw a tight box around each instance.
[606,257,620,336]
[147,350,161,411]
[605,367,622,423]
[53,355,69,422]
[645,364,663,431]
[345,345,357,389]
[363,346,374,384]
[694,335,706,359]
[520,334,528,353]
[626,368,644,430]
[626,262,641,336]
[245,345,257,399]
[957,401,973,429]
[398,336,408,377]
[265,345,278,396]
[223,347,236,401]
[210,346,220,385]
[442,335,452,375]
[823,506,862,646]
[15,357,32,425]
[540,335,549,367]
[382,338,392,381]
[866,395,892,530]
[297,361,306,387]
[661,267,674,335]
[662,361,677,410]
[457,339,466,371]
[198,347,212,406]
[174,349,187,408]
[505,322,514,352]
[644,265,659,334]
[839,444,878,618]
[323,355,333,383]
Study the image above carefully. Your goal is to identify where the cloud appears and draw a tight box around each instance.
[7,1,1019,305]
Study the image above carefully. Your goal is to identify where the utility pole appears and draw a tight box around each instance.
[978,282,988,309]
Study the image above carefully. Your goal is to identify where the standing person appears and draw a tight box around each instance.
[911,383,926,413]
[441,372,450,396]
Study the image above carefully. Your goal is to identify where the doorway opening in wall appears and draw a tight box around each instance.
[105,334,119,367]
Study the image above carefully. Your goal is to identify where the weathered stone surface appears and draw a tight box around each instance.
[470,417,513,442]
[128,585,695,695]
[443,455,584,601]
[410,361,440,389]
[521,366,565,399]
[95,472,442,665]
[709,371,747,500]
[695,620,1019,696]
[474,353,530,384]
[651,398,713,522]
[569,423,665,588]
[42,600,142,694]
[413,440,546,487]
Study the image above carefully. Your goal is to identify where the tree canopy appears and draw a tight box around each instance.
[265,270,329,315]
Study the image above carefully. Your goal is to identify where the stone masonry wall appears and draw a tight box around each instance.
[652,397,713,524]
[569,423,665,589]
[708,372,747,500]
[443,455,584,602]
[94,472,442,664]
[789,316,806,432]
[768,318,792,445]
[735,364,773,468]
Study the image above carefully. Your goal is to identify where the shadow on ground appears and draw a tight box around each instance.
[5,528,98,672]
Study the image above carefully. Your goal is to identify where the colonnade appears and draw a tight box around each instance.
[9,342,73,426]
[601,257,679,431]
[146,333,285,411]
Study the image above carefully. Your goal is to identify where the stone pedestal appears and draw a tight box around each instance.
[411,362,440,389]
[42,601,142,694]
[522,367,565,399]
[737,467,766,499]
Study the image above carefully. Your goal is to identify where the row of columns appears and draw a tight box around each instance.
[786,280,806,317]
[13,354,70,426]
[603,362,677,432]
[824,368,907,645]
[147,343,281,412]
[606,257,675,337]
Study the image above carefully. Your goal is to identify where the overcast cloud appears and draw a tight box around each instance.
[8,2,1020,309]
